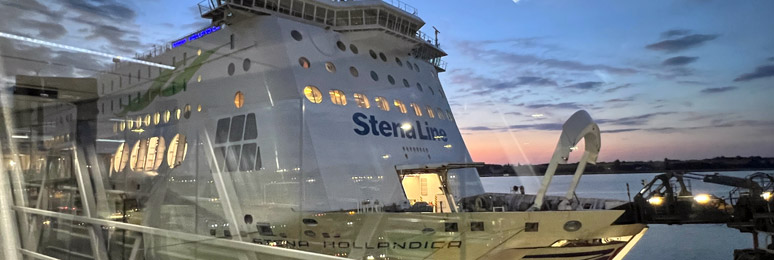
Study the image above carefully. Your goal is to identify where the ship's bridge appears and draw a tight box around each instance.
[198,0,447,72]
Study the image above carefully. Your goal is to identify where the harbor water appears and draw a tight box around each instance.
[481,171,767,260]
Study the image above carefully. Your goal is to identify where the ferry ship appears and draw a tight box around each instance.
[0,0,647,259]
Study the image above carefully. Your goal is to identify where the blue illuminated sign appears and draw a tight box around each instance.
[172,25,222,48]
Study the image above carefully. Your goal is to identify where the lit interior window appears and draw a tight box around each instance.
[135,116,142,128]
[304,85,323,103]
[375,97,390,111]
[437,108,446,120]
[164,110,171,123]
[353,93,370,108]
[113,123,118,133]
[393,100,407,114]
[410,103,423,117]
[120,121,126,131]
[184,105,192,119]
[426,106,435,118]
[153,112,160,125]
[329,89,347,106]
[127,118,134,129]
[167,134,188,169]
[234,91,245,108]
[143,114,151,126]
[129,137,166,172]
[175,108,182,120]
[113,143,128,172]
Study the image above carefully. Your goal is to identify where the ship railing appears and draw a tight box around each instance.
[327,0,417,15]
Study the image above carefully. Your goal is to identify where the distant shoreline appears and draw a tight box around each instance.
[476,156,774,177]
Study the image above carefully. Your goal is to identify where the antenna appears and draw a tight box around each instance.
[432,26,440,47]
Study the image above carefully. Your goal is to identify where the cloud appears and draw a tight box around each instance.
[645,34,718,52]
[604,83,633,93]
[596,112,675,126]
[662,56,698,66]
[525,102,582,110]
[733,65,774,82]
[462,126,498,131]
[450,70,556,95]
[456,41,638,74]
[661,29,691,39]
[768,57,774,62]
[700,86,738,94]
[508,123,564,131]
[61,0,137,21]
[565,81,603,90]
[605,97,635,103]
[17,19,67,39]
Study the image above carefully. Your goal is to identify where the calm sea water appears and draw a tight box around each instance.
[480,171,770,260]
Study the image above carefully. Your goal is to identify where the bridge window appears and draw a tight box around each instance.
[240,143,259,171]
[167,134,188,169]
[329,90,347,106]
[394,100,407,114]
[353,93,370,109]
[244,113,258,140]
[304,85,323,103]
[299,57,310,69]
[225,145,241,172]
[410,103,423,117]
[230,115,246,142]
[216,118,230,144]
[426,106,435,118]
[375,97,389,111]
[437,108,446,120]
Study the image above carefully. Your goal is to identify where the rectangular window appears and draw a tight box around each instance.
[215,118,230,144]
[244,113,257,140]
[230,34,235,50]
[303,3,314,20]
[225,145,241,172]
[229,115,246,142]
[255,146,262,169]
[240,143,257,171]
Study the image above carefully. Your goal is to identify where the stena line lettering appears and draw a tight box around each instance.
[353,112,447,142]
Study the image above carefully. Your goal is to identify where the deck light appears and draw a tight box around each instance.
[693,194,711,204]
[648,196,664,206]
[762,192,772,201]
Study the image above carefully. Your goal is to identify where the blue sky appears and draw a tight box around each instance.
[1,0,772,164]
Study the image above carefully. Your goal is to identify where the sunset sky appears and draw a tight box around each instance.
[1,0,773,164]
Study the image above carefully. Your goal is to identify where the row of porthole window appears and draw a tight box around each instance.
[291,30,424,74]
[297,57,445,98]
[303,85,454,121]
[111,134,188,173]
[113,105,200,132]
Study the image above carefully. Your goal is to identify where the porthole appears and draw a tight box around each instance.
[410,103,423,117]
[153,112,160,125]
[135,116,142,128]
[228,63,235,76]
[299,57,310,69]
[167,134,188,169]
[197,49,202,56]
[370,71,379,81]
[163,110,171,123]
[197,105,202,112]
[437,108,446,120]
[428,87,435,95]
[233,91,245,108]
[414,63,420,72]
[447,109,454,121]
[304,85,323,103]
[395,57,403,66]
[426,106,435,118]
[184,105,192,119]
[243,58,251,71]
[325,62,336,73]
[402,79,410,88]
[336,41,346,51]
[125,120,131,130]
[379,52,387,62]
[244,215,254,225]
[349,66,359,77]
[393,100,407,114]
[369,50,377,59]
[291,30,303,41]
[143,114,151,126]
[387,75,395,85]
[113,143,128,172]
[129,137,166,172]
[416,83,423,92]
[349,44,359,54]
[406,61,413,71]
[353,93,370,108]
[329,89,347,106]
[113,123,118,133]
[175,108,182,120]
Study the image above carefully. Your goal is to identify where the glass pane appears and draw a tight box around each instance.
[229,115,245,142]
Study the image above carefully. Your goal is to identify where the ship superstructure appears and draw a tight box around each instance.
[0,0,647,259]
